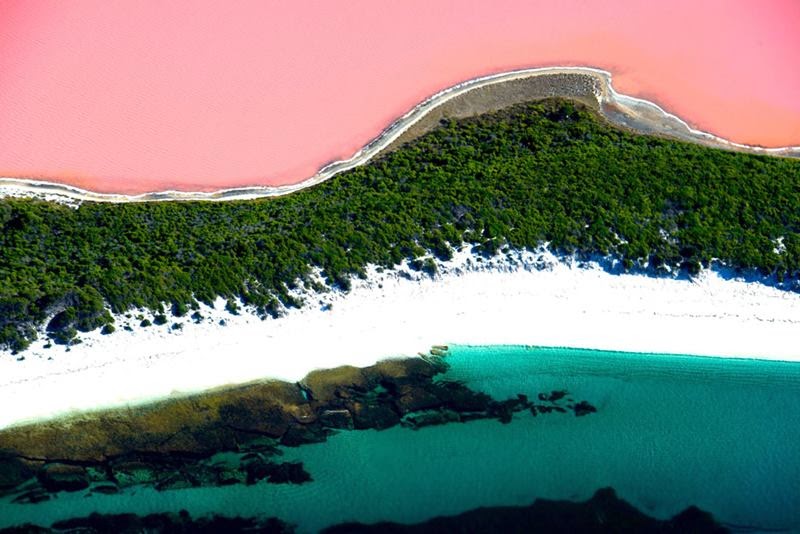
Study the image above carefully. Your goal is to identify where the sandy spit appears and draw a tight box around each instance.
[2,66,799,205]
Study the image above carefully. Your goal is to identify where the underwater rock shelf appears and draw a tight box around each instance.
[0,487,727,533]
[0,355,596,504]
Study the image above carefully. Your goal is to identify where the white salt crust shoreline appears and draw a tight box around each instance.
[2,66,799,205]
[0,248,798,430]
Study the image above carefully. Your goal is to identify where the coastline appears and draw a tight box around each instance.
[2,66,799,204]
[1,247,797,430]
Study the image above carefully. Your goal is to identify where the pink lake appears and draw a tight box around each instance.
[1,0,798,194]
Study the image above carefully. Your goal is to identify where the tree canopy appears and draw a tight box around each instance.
[1,99,798,352]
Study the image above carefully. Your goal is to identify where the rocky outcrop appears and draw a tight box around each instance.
[36,463,89,493]
[243,459,310,486]
[0,452,35,493]
[0,354,597,502]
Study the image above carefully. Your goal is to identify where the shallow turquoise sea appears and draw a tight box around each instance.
[2,345,799,532]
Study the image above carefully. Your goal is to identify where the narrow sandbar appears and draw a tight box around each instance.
[2,67,798,204]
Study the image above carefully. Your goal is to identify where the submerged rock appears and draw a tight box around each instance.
[0,452,36,494]
[89,483,119,495]
[573,400,597,417]
[0,488,726,533]
[244,459,311,486]
[430,381,491,413]
[401,409,461,429]
[11,488,50,505]
[3,511,294,534]
[154,471,198,492]
[109,460,159,487]
[321,487,728,533]
[0,356,597,499]
[279,425,330,447]
[36,463,89,493]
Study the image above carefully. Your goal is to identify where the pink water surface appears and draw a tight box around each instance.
[1,1,798,194]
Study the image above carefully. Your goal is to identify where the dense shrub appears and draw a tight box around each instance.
[1,99,798,351]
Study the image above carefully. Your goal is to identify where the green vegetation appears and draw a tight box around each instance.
[225,298,241,316]
[172,301,188,317]
[1,100,798,352]
[410,257,438,277]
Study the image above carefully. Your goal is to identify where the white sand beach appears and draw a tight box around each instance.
[0,248,798,430]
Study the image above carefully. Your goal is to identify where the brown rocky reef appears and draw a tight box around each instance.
[0,354,596,504]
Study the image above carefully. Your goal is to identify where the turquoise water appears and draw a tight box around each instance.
[1,345,799,532]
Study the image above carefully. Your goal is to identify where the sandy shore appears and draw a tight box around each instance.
[2,66,799,204]
[0,248,797,430]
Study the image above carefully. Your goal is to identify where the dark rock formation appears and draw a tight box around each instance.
[11,488,50,505]
[428,380,491,413]
[539,390,567,402]
[244,459,310,485]
[0,452,35,492]
[1,511,293,533]
[394,384,443,414]
[350,401,401,430]
[36,463,89,493]
[321,487,729,534]
[401,409,461,428]
[0,355,596,502]
[318,409,354,429]
[0,488,728,534]
[573,400,598,417]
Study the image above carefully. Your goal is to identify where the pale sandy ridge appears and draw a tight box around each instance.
[0,247,798,430]
[2,66,799,204]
